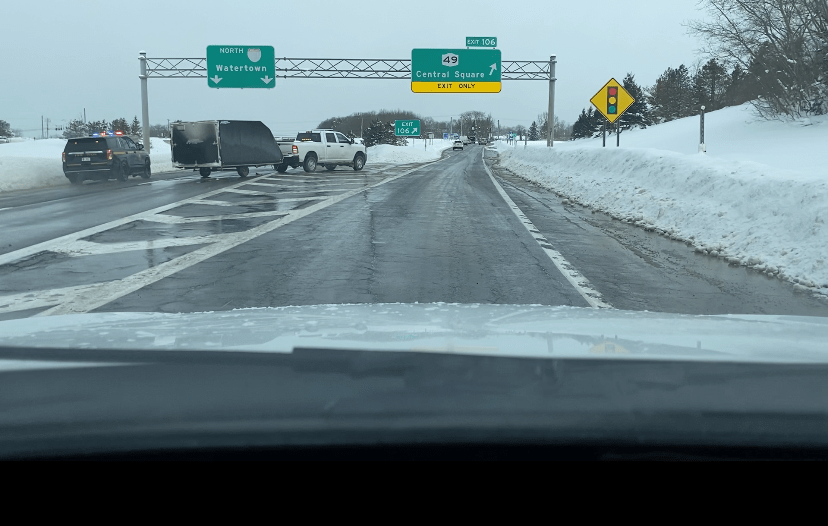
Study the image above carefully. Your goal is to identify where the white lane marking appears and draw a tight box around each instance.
[35,161,444,317]
[0,208,10,212]
[482,151,612,309]
[0,173,275,267]
[194,199,289,207]
[147,211,290,224]
[53,236,230,257]
[0,284,102,314]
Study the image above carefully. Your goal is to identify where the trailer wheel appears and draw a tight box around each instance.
[200,168,212,178]
[303,154,318,173]
[325,164,336,171]
[237,166,250,178]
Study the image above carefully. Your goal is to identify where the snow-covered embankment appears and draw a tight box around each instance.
[496,108,828,295]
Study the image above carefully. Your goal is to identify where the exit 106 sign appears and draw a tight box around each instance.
[395,120,421,137]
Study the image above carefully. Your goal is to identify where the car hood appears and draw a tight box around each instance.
[1,304,827,364]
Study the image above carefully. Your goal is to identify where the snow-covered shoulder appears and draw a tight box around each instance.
[495,104,828,294]
[367,140,452,165]
[0,137,175,193]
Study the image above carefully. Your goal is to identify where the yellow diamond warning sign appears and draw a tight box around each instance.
[590,78,635,124]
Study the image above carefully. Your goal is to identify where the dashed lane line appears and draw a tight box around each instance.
[482,151,612,309]
[33,160,446,317]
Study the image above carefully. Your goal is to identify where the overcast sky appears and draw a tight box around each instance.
[1,0,707,137]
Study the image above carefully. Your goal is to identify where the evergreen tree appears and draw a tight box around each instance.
[111,117,129,134]
[528,121,539,141]
[693,59,729,111]
[0,120,11,137]
[130,116,142,136]
[572,109,588,139]
[618,73,652,131]
[648,65,695,123]
[63,119,89,138]
[587,107,606,138]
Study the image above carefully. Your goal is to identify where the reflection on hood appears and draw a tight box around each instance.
[1,304,828,364]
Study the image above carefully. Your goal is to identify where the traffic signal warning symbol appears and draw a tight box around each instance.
[590,79,635,124]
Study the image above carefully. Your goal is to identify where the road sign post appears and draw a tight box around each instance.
[206,46,275,89]
[139,51,150,151]
[548,55,556,148]
[411,49,501,93]
[395,120,422,137]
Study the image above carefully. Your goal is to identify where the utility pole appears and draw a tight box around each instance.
[41,116,44,139]
[547,55,557,148]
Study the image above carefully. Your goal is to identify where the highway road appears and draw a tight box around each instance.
[2,145,827,322]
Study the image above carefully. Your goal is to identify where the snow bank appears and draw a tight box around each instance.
[0,138,176,193]
[0,139,66,192]
[368,140,452,165]
[496,104,828,294]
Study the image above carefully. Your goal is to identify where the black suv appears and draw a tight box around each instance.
[62,135,151,184]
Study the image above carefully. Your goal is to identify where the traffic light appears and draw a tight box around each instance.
[607,86,619,115]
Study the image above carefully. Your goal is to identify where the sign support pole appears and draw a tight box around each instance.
[547,55,556,148]
[699,106,706,153]
[616,122,620,147]
[602,121,606,147]
[139,51,151,151]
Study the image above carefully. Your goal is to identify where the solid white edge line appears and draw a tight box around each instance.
[481,150,613,309]
[35,158,447,317]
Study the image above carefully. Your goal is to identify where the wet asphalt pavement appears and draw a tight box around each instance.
[1,145,826,320]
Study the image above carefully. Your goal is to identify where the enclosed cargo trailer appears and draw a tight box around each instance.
[171,120,283,178]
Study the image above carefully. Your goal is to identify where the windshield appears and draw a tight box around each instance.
[2,0,828,457]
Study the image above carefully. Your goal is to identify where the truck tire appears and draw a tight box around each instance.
[67,174,81,185]
[200,168,212,178]
[141,160,152,180]
[114,160,128,182]
[303,154,318,173]
[237,166,250,178]
[353,154,366,172]
[276,163,288,173]
[325,165,336,171]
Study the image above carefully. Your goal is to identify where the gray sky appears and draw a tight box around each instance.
[1,0,706,137]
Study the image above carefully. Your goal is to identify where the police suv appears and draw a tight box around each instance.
[62,131,151,184]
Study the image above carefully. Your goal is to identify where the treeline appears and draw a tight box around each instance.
[0,119,12,137]
[689,0,828,119]
[62,117,142,139]
[317,110,498,147]
[572,63,756,140]
[573,0,828,138]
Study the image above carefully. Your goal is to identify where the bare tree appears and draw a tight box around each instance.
[688,0,828,118]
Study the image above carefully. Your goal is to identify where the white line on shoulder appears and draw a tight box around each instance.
[482,150,612,309]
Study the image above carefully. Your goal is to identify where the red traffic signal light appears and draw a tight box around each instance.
[607,86,619,115]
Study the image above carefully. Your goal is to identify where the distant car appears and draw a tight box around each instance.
[0,136,9,144]
[453,140,464,151]
[63,133,151,185]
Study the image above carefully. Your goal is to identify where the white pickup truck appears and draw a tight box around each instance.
[283,130,367,173]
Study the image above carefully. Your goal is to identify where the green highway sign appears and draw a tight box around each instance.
[207,45,275,89]
[411,49,502,93]
[466,37,497,48]
[395,120,422,137]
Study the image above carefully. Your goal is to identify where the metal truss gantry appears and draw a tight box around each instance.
[138,53,557,148]
[143,57,551,81]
